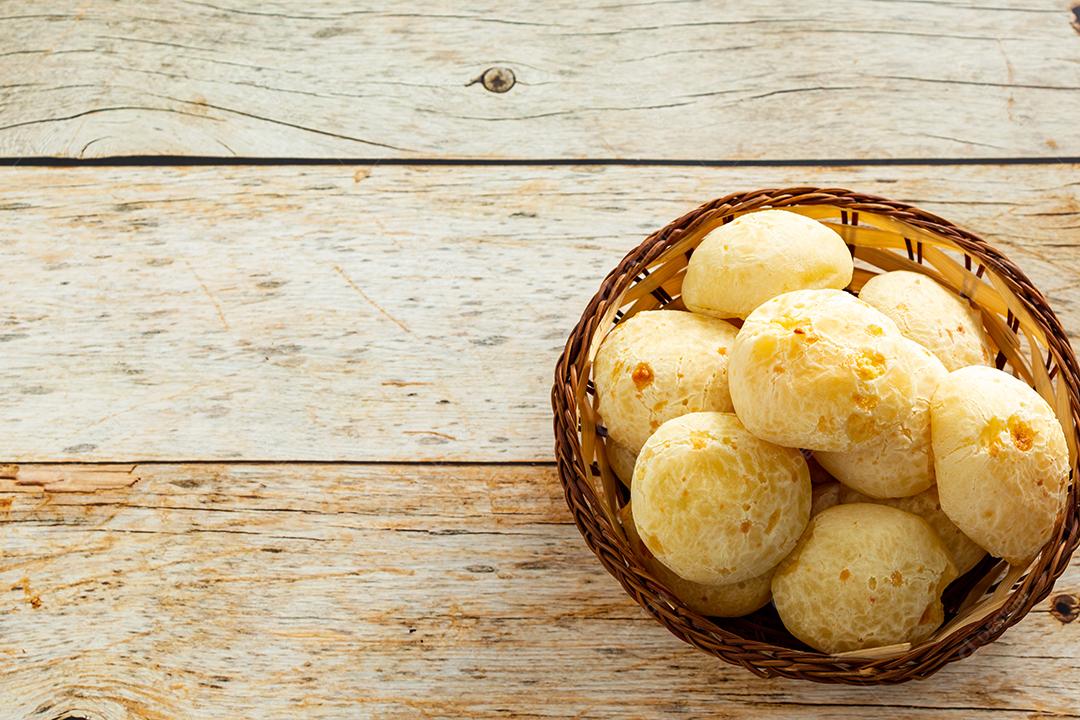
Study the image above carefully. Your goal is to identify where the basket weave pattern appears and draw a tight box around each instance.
[552,188,1080,684]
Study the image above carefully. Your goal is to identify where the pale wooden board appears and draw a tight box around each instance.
[0,463,1076,719]
[1,0,1078,160]
[2,163,1078,462]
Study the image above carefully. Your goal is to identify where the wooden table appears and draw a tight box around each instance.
[1,2,1078,717]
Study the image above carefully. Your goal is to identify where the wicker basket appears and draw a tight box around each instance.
[552,187,1080,684]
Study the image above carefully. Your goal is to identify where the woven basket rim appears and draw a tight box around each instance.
[551,187,1080,684]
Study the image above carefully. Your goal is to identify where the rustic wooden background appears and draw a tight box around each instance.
[2,1,1079,718]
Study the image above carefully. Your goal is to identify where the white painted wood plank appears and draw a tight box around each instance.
[1,164,1078,462]
[0,463,1077,719]
[0,0,1077,159]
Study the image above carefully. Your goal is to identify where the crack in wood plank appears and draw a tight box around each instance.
[182,258,230,331]
[332,264,412,335]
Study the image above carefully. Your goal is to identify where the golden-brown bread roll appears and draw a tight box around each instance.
[682,210,853,319]
[859,270,994,371]
[931,366,1070,564]
[594,310,739,456]
[729,289,941,460]
[632,412,811,584]
[772,504,957,654]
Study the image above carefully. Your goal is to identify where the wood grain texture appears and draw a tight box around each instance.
[1,0,1078,160]
[1,163,1078,462]
[0,463,1077,719]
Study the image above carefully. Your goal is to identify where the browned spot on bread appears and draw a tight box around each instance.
[890,570,904,586]
[632,362,654,390]
[791,326,818,344]
[765,508,780,533]
[1008,416,1035,451]
[717,346,727,356]
[852,393,878,412]
[839,568,851,581]
[739,520,752,534]
[852,349,886,381]
[689,431,710,450]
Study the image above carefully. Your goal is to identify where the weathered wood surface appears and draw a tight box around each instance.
[1,163,1078,463]
[3,2,1080,714]
[0,463,1077,719]
[1,0,1078,160]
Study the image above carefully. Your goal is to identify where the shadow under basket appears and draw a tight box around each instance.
[551,187,1080,684]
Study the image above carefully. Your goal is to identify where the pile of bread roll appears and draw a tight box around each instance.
[595,210,1071,654]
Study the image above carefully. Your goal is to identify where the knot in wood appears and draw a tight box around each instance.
[1051,593,1079,623]
[479,67,515,94]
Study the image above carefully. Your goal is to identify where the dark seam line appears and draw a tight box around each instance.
[0,156,1078,168]
[0,459,559,467]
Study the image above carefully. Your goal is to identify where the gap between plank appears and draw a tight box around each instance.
[2,156,1079,168]
[1,459,558,467]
